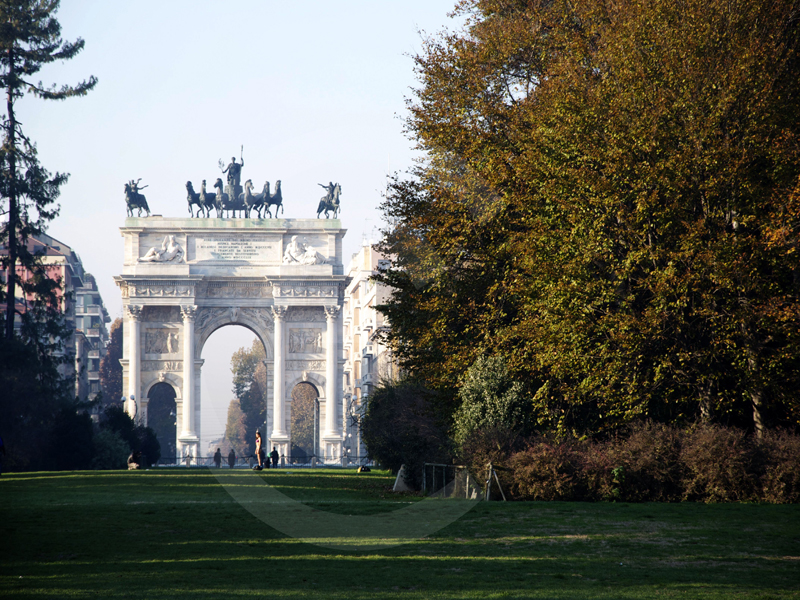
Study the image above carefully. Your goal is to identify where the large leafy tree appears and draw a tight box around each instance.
[378,0,800,436]
[1,0,96,339]
[230,338,267,452]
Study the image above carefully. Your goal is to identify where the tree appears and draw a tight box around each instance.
[1,0,96,339]
[452,356,530,450]
[290,383,316,458]
[360,379,452,489]
[99,318,122,405]
[230,339,267,452]
[224,398,248,455]
[378,0,800,436]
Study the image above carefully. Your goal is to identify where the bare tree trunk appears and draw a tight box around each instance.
[5,48,17,340]
[750,388,765,439]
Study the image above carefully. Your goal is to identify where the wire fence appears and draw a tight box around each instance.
[422,463,481,499]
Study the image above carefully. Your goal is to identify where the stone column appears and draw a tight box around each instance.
[126,304,143,419]
[323,306,341,457]
[271,306,288,439]
[179,305,199,458]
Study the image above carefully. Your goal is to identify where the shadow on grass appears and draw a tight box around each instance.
[1,470,798,599]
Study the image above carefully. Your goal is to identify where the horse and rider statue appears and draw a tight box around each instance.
[125,178,150,217]
[316,181,341,219]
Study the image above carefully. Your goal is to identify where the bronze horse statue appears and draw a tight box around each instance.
[199,180,218,218]
[186,181,211,218]
[264,180,283,218]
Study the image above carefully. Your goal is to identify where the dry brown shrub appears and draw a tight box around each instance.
[509,436,586,501]
[680,423,757,502]
[604,422,684,502]
[755,429,800,504]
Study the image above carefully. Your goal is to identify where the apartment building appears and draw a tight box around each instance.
[0,233,110,401]
[341,243,396,461]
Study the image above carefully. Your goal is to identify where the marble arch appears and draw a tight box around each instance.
[115,217,348,462]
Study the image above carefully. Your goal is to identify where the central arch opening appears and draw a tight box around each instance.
[148,382,177,460]
[200,325,267,462]
[290,382,319,463]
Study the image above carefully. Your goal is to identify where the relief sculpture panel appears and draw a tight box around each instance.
[288,329,322,354]
[145,329,181,354]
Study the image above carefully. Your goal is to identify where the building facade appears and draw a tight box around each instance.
[0,233,110,401]
[341,243,396,461]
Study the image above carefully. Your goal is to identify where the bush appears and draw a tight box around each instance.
[452,356,530,451]
[509,436,586,501]
[361,379,451,490]
[49,405,95,471]
[680,424,757,502]
[503,422,800,503]
[91,429,129,470]
[459,426,521,476]
[755,429,800,504]
[603,422,684,502]
[135,426,161,468]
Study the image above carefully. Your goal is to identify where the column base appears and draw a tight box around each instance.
[178,434,199,467]
[321,436,343,464]
[267,434,289,467]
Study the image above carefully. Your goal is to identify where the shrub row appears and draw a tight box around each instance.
[478,423,799,503]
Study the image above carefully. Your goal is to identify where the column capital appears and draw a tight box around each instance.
[272,306,288,320]
[324,305,341,320]
[180,305,198,322]
[126,304,143,321]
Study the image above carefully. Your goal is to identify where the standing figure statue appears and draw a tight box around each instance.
[219,146,245,207]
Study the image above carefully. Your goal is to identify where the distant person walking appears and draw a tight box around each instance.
[270,446,279,469]
[254,430,264,471]
[227,448,236,468]
[213,448,222,468]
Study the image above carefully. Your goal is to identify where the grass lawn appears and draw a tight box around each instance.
[1,468,798,599]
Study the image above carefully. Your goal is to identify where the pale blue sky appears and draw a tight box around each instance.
[18,0,461,448]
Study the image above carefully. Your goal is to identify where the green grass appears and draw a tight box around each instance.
[1,468,799,599]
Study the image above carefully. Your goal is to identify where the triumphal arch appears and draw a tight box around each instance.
[114,217,348,462]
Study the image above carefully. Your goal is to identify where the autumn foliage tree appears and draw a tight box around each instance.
[99,318,122,404]
[377,0,800,437]
[229,339,267,454]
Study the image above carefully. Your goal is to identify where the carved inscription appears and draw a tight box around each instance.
[144,306,181,322]
[142,361,183,372]
[288,329,322,354]
[286,360,325,371]
[286,307,325,322]
[205,283,272,298]
[194,234,279,262]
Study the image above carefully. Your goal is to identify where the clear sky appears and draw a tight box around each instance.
[17,0,461,451]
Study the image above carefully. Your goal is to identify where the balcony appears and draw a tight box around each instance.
[88,371,100,381]
[362,344,374,358]
[86,328,100,337]
[361,372,374,386]
[75,305,100,315]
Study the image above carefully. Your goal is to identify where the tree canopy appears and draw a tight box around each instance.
[377,0,800,437]
[0,0,96,338]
